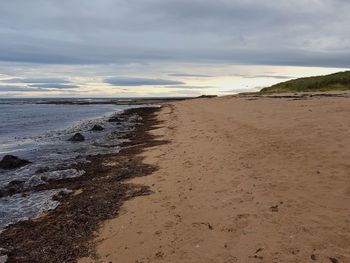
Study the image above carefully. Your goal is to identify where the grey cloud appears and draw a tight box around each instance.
[0,1,349,67]
[0,78,71,84]
[0,85,79,92]
[166,89,208,96]
[168,73,213,77]
[164,85,215,89]
[0,85,36,92]
[105,77,184,86]
[29,84,80,89]
[237,74,292,79]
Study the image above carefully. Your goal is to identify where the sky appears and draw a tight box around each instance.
[0,0,349,98]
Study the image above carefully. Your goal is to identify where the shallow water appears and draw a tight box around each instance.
[0,103,129,155]
[0,189,67,233]
[0,99,154,231]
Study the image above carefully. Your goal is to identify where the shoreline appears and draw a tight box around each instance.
[0,107,165,263]
[1,93,350,262]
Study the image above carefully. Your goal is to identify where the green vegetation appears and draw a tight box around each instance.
[260,71,350,93]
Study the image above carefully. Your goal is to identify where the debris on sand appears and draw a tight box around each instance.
[270,205,279,212]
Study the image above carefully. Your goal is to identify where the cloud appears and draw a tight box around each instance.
[105,77,185,86]
[168,73,213,77]
[164,85,215,89]
[29,83,80,89]
[0,1,349,67]
[0,78,71,84]
[0,84,79,92]
[166,89,203,96]
[237,74,292,79]
[0,85,36,92]
[1,1,350,98]
[0,78,80,92]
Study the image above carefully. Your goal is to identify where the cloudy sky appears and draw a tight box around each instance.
[0,0,349,98]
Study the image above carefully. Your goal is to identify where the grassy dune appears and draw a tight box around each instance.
[260,71,350,93]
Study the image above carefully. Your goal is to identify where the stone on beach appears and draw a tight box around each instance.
[7,180,25,192]
[0,180,26,197]
[0,155,31,170]
[69,133,85,142]
[91,124,104,131]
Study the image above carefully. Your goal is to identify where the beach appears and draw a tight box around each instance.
[1,94,349,263]
[77,94,350,263]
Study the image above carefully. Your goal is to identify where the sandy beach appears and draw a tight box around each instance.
[79,94,350,263]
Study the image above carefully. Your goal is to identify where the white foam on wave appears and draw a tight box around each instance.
[0,189,72,232]
[24,169,86,189]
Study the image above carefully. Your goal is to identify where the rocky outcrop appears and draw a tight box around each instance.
[0,155,31,170]
[69,133,85,142]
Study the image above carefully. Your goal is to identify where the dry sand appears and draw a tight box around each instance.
[80,95,350,263]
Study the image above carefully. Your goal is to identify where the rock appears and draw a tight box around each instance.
[35,166,50,174]
[108,116,121,122]
[25,175,47,189]
[0,155,31,170]
[91,124,104,131]
[5,180,25,194]
[0,180,26,197]
[69,133,85,142]
[0,248,9,255]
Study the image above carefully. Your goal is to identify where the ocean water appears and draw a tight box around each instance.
[0,99,151,231]
[0,103,130,155]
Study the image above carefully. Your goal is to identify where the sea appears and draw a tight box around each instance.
[0,98,152,232]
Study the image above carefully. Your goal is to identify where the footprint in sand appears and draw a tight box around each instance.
[223,256,238,263]
[221,213,251,233]
[163,221,175,228]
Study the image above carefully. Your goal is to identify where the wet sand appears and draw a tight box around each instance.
[80,94,350,263]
